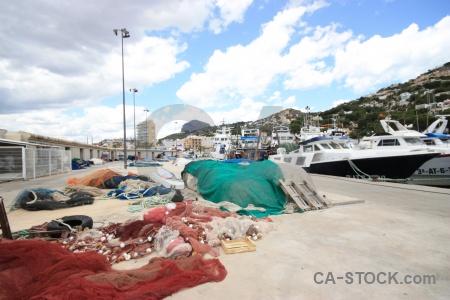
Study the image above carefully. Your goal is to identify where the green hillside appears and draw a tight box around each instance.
[292,62,450,138]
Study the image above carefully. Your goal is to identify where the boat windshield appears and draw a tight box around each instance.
[404,138,425,146]
[423,139,437,146]
[320,143,331,149]
[341,142,352,149]
[329,142,342,149]
[378,139,400,146]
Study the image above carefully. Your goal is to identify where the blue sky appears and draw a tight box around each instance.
[0,0,449,142]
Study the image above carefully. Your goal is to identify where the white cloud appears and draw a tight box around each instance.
[333,16,450,94]
[208,98,266,125]
[284,95,296,105]
[267,91,281,102]
[332,99,351,107]
[209,0,254,34]
[282,23,353,90]
[176,1,328,107]
[0,0,239,114]
[0,36,190,114]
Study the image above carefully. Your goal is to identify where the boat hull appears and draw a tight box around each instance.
[408,154,450,187]
[284,153,438,179]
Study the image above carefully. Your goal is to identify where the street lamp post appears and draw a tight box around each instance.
[113,28,130,169]
[130,88,138,161]
[144,109,149,159]
[174,122,178,155]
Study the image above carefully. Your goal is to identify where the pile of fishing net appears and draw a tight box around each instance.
[9,188,95,211]
[0,200,276,298]
[67,169,149,189]
[0,239,226,299]
[47,201,275,262]
[182,160,287,217]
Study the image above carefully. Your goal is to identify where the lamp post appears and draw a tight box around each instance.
[130,88,138,161]
[113,28,130,169]
[174,121,178,155]
[144,109,149,159]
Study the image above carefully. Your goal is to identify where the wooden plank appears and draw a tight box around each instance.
[0,197,13,239]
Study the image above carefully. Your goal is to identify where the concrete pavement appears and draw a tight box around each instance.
[1,160,449,299]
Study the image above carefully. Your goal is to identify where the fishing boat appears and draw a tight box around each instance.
[209,124,235,160]
[270,125,296,147]
[364,118,450,187]
[239,127,260,149]
[269,134,439,180]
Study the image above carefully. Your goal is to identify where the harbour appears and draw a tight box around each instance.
[1,160,449,299]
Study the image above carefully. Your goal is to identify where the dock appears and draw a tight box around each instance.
[1,160,449,299]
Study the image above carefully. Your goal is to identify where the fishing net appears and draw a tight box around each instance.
[67,169,149,189]
[182,160,287,217]
[280,142,299,153]
[0,200,279,298]
[9,188,94,211]
[67,169,123,188]
[0,239,226,300]
[62,184,106,197]
[143,201,275,256]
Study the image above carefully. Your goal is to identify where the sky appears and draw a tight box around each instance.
[0,0,449,143]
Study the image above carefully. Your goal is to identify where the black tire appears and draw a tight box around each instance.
[47,215,93,237]
[66,192,94,206]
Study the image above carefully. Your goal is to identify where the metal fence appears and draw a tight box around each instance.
[0,147,72,181]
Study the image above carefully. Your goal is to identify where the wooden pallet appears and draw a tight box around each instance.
[279,179,328,211]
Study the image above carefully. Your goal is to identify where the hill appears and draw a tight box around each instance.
[181,120,210,133]
[316,61,450,138]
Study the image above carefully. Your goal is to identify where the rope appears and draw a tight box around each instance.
[127,192,175,213]
[347,159,412,183]
[25,190,38,205]
[346,159,373,180]
[51,219,76,233]
[406,177,450,182]
[346,159,450,184]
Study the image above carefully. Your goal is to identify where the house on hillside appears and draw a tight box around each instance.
[398,100,410,107]
[399,92,412,101]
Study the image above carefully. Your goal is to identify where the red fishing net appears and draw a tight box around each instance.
[0,200,276,298]
[0,239,227,300]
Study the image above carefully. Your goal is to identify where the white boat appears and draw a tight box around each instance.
[210,124,235,160]
[364,118,450,187]
[297,124,323,142]
[150,168,184,189]
[269,134,439,180]
[296,113,345,143]
[271,125,296,147]
[239,127,261,149]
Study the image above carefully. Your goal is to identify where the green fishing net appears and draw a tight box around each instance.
[182,160,287,217]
